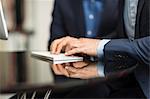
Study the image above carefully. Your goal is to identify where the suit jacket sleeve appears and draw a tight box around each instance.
[103,36,150,76]
[48,0,67,50]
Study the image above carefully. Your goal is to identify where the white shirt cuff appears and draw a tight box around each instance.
[97,39,111,60]
[97,62,105,77]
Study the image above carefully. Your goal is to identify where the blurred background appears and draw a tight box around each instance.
[0,0,54,51]
[0,0,54,98]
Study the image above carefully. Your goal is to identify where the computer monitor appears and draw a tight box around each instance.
[0,1,8,40]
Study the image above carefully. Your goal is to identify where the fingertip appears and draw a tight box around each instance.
[51,49,55,54]
[65,72,70,77]
[65,52,71,56]
[65,66,69,70]
[56,51,60,55]
[52,52,56,54]
[65,52,68,55]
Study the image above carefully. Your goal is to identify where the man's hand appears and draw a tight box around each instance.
[72,61,89,68]
[65,62,99,79]
[51,64,70,77]
[50,36,79,54]
[51,62,88,77]
[50,36,100,56]
[65,38,100,56]
[51,62,99,79]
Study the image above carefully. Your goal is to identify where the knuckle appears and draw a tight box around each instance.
[53,69,61,75]
[66,36,70,39]
[53,39,58,44]
[58,44,63,50]
[74,65,81,68]
[55,72,61,75]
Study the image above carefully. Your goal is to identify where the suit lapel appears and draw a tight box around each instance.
[119,0,126,38]
[135,0,145,38]
[71,0,86,37]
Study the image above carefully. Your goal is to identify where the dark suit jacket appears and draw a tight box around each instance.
[48,0,121,49]
[104,0,150,97]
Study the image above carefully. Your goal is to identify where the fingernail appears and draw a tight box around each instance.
[65,66,69,69]
[65,52,68,55]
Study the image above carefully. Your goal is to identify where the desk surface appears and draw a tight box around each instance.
[0,51,106,93]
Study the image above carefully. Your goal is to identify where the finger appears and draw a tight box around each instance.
[73,41,82,48]
[56,37,80,54]
[69,74,81,79]
[65,48,83,56]
[65,66,79,73]
[52,64,63,75]
[65,42,81,53]
[56,38,68,54]
[57,64,70,77]
[64,63,71,66]
[51,38,64,54]
[65,46,71,52]
[73,61,88,68]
